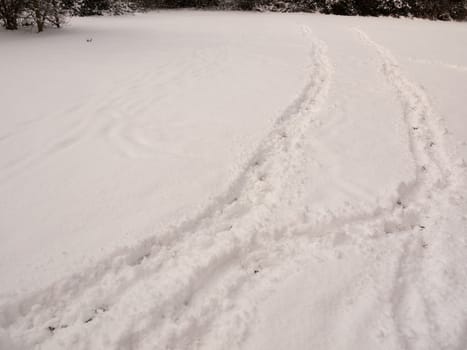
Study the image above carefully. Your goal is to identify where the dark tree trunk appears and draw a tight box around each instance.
[36,18,44,31]
[35,9,45,32]
[29,0,49,33]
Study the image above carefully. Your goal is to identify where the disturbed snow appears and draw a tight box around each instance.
[0,11,467,350]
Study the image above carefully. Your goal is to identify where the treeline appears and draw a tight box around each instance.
[0,0,136,31]
[139,0,467,19]
[314,0,467,19]
[0,0,65,31]
[1,0,466,32]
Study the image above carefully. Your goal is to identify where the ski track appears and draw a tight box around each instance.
[0,24,463,350]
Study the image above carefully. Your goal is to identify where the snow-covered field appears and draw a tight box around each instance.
[1,10,467,350]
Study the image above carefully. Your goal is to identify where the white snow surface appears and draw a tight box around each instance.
[0,11,466,350]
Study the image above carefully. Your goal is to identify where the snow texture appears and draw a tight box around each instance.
[0,11,466,350]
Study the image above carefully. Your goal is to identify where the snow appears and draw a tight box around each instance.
[0,11,311,294]
[1,11,466,350]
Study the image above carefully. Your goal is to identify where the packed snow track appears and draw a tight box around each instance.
[1,11,466,350]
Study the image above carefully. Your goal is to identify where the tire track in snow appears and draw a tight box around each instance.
[0,26,333,350]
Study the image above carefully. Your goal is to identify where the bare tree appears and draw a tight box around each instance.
[25,0,64,32]
[28,0,49,32]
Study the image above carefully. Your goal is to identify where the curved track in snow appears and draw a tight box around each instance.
[352,28,466,350]
[245,26,466,350]
[1,20,466,350]
[0,26,333,350]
